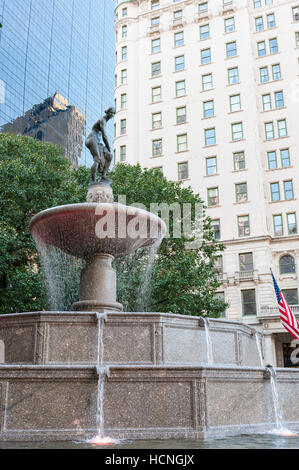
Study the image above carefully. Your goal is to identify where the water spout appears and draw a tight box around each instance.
[255,333,264,367]
[200,317,214,365]
[137,238,162,312]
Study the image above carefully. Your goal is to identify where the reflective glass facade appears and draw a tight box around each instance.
[0,0,115,166]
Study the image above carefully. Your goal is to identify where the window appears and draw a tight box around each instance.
[214,292,226,317]
[202,73,213,90]
[200,24,210,39]
[120,145,126,162]
[254,0,261,7]
[232,122,243,141]
[121,46,127,60]
[203,100,214,118]
[206,156,217,176]
[282,289,298,305]
[199,2,208,12]
[151,38,161,54]
[273,215,283,236]
[152,112,162,129]
[260,66,269,83]
[255,17,264,31]
[272,64,281,80]
[296,32,299,47]
[120,119,127,135]
[121,94,127,109]
[151,16,160,26]
[271,182,280,201]
[177,133,188,152]
[267,13,275,28]
[275,91,284,108]
[152,139,162,156]
[235,183,248,203]
[230,94,241,112]
[284,180,294,200]
[257,41,266,56]
[225,17,235,32]
[277,119,287,137]
[265,122,274,140]
[293,6,299,21]
[174,9,183,19]
[121,69,127,84]
[122,7,127,17]
[178,161,189,180]
[287,213,297,234]
[152,61,161,77]
[267,150,277,169]
[152,86,161,102]
[211,220,221,240]
[262,94,272,111]
[239,252,253,271]
[242,290,257,316]
[208,187,219,206]
[176,106,187,124]
[269,38,278,54]
[205,128,216,146]
[234,151,246,170]
[201,48,211,64]
[281,149,290,167]
[122,25,127,38]
[115,74,118,87]
[174,31,184,47]
[151,0,159,10]
[238,215,250,237]
[228,67,239,84]
[226,41,237,58]
[176,80,186,96]
[175,55,185,71]
[280,255,296,274]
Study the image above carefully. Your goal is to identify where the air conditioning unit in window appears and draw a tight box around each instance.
[295,13,299,21]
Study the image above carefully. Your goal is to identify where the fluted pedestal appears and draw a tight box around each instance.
[73,253,123,313]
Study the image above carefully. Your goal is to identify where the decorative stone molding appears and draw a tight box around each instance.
[86,184,114,203]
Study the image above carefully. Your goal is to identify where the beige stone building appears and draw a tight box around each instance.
[114,0,299,366]
[2,92,86,167]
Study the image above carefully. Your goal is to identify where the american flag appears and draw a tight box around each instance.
[271,269,299,340]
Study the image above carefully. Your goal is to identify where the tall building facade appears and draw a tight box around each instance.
[114,0,299,366]
[0,0,115,166]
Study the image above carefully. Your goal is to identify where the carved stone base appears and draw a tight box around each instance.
[86,182,114,203]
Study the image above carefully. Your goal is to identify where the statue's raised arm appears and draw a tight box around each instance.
[85,107,116,184]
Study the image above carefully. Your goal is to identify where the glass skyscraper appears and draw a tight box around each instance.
[0,0,115,166]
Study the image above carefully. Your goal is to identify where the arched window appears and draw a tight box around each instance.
[279,255,296,274]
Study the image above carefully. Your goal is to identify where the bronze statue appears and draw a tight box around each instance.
[86,107,116,184]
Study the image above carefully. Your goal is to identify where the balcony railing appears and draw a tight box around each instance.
[235,270,258,282]
[259,305,299,316]
[171,18,185,29]
[220,1,236,15]
[195,10,211,22]
[148,25,160,35]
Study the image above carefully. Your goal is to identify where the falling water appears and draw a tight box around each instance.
[96,315,106,438]
[255,333,264,367]
[137,238,162,312]
[266,366,284,432]
[36,242,83,310]
[202,318,214,365]
[88,316,117,445]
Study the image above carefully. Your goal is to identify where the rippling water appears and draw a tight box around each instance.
[1,434,299,449]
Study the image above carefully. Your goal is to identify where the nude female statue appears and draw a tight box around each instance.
[85,107,116,183]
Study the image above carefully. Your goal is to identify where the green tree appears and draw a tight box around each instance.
[0,133,89,314]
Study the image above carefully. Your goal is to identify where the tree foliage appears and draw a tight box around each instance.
[0,134,226,317]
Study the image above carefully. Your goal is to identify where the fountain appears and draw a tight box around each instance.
[0,112,299,442]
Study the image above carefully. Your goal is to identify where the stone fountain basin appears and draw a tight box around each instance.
[30,203,167,259]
